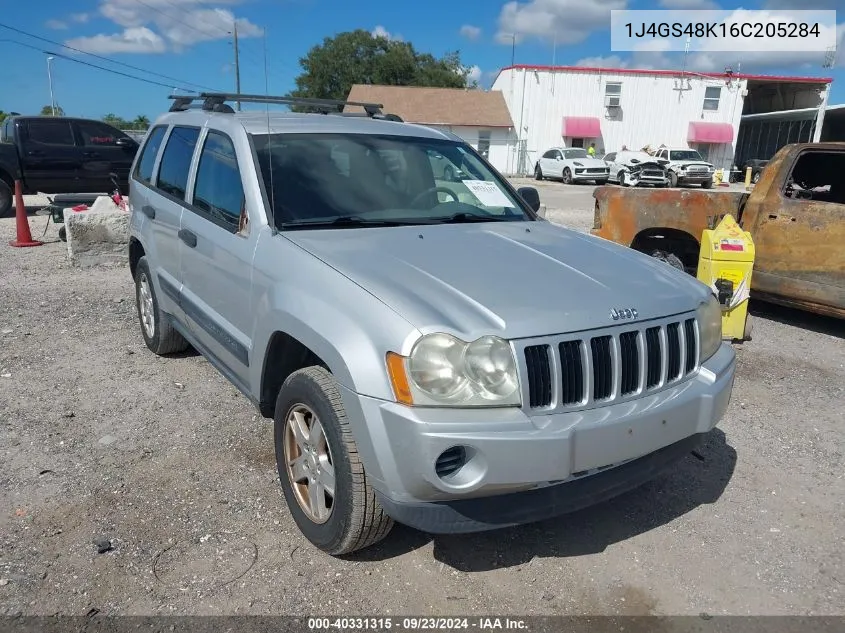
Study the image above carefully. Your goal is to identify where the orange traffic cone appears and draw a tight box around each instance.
[8,179,42,248]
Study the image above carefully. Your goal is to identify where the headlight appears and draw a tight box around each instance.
[697,295,723,363]
[389,333,521,407]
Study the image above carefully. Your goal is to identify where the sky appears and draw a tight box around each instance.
[2,0,843,121]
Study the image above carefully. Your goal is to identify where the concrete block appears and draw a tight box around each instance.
[64,197,129,267]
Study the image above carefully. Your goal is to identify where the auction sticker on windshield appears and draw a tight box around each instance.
[463,180,512,207]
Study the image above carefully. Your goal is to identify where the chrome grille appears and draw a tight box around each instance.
[520,315,699,412]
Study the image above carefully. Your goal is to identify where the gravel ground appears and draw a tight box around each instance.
[0,190,843,617]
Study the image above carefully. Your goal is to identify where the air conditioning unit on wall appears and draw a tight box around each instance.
[605,95,621,108]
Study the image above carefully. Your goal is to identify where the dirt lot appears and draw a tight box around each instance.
[1,189,843,617]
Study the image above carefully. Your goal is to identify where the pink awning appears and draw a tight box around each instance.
[562,116,602,138]
[688,122,734,143]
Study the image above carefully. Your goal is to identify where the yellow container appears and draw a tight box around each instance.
[696,214,755,341]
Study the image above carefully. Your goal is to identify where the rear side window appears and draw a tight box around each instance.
[134,125,167,184]
[27,120,75,146]
[157,126,200,200]
[191,131,245,233]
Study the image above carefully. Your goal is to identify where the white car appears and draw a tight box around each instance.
[602,150,669,187]
[534,147,609,184]
[652,148,714,188]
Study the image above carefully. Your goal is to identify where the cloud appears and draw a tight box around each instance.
[371,25,403,41]
[764,0,840,7]
[659,0,718,8]
[466,65,482,83]
[496,0,627,46]
[460,24,482,41]
[65,27,167,54]
[46,19,68,30]
[69,0,261,54]
[575,55,630,68]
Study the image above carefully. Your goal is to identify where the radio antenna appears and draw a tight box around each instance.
[263,26,276,230]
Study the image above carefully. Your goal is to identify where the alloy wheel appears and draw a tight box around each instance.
[283,403,336,524]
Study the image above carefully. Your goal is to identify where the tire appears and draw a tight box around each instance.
[134,256,190,355]
[534,164,543,181]
[701,178,713,189]
[619,171,629,187]
[562,168,572,185]
[668,171,678,188]
[58,225,66,242]
[650,249,685,272]
[752,171,761,184]
[274,366,394,556]
[0,179,13,219]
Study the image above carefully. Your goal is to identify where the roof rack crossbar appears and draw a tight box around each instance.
[167,92,388,117]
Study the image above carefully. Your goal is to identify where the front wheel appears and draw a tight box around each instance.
[701,178,713,189]
[274,366,394,555]
[619,171,629,187]
[0,180,13,219]
[534,164,543,181]
[752,171,761,184]
[668,171,678,188]
[562,168,572,184]
[650,250,685,272]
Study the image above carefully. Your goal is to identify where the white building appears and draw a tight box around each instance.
[491,64,831,175]
[345,84,516,173]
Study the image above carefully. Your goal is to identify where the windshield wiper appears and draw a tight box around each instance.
[280,216,424,230]
[433,212,515,224]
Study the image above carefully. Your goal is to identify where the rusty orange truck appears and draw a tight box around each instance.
[591,142,845,320]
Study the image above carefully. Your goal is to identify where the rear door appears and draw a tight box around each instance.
[19,119,81,192]
[74,120,139,193]
[178,129,256,387]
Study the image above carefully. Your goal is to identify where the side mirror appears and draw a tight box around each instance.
[517,186,541,212]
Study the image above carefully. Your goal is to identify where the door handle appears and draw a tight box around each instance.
[141,205,156,220]
[178,228,197,248]
[83,151,101,158]
[27,149,44,156]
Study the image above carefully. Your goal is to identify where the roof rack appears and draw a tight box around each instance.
[167,92,403,121]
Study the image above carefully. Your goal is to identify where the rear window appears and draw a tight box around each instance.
[134,125,167,184]
[156,126,200,200]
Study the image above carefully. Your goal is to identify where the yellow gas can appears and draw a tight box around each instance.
[696,214,755,341]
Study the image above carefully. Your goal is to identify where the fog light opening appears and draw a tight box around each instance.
[435,445,468,479]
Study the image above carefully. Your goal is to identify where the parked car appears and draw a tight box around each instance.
[731,158,769,184]
[651,147,714,188]
[0,115,140,217]
[534,147,609,184]
[602,150,669,187]
[592,142,845,319]
[128,92,735,556]
[427,149,467,182]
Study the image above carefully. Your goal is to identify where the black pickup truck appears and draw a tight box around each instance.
[0,115,140,217]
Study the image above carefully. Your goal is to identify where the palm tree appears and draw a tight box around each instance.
[132,115,150,130]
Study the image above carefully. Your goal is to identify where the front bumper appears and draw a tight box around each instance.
[344,343,735,533]
[573,169,609,181]
[678,173,714,183]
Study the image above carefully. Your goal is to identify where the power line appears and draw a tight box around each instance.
[136,0,232,44]
[0,20,219,92]
[45,49,200,91]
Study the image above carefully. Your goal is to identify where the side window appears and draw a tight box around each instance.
[134,125,167,184]
[542,150,553,159]
[783,151,845,205]
[703,86,721,111]
[192,131,245,233]
[157,126,200,200]
[77,121,127,147]
[26,120,75,146]
[604,153,616,162]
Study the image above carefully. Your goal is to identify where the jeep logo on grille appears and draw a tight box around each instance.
[610,308,638,320]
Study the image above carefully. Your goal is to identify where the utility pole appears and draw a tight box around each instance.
[46,56,56,116]
[233,22,241,111]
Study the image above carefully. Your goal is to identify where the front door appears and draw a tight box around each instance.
[74,120,139,193]
[179,129,256,387]
[744,148,845,312]
[20,119,81,193]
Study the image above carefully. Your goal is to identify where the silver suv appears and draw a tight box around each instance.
[128,92,736,556]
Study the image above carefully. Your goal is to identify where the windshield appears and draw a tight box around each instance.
[251,133,531,228]
[562,149,588,159]
[670,150,704,161]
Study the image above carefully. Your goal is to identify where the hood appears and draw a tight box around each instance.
[284,222,708,341]
[570,157,608,168]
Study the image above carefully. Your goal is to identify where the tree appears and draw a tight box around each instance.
[40,104,65,116]
[290,29,469,107]
[132,115,150,130]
